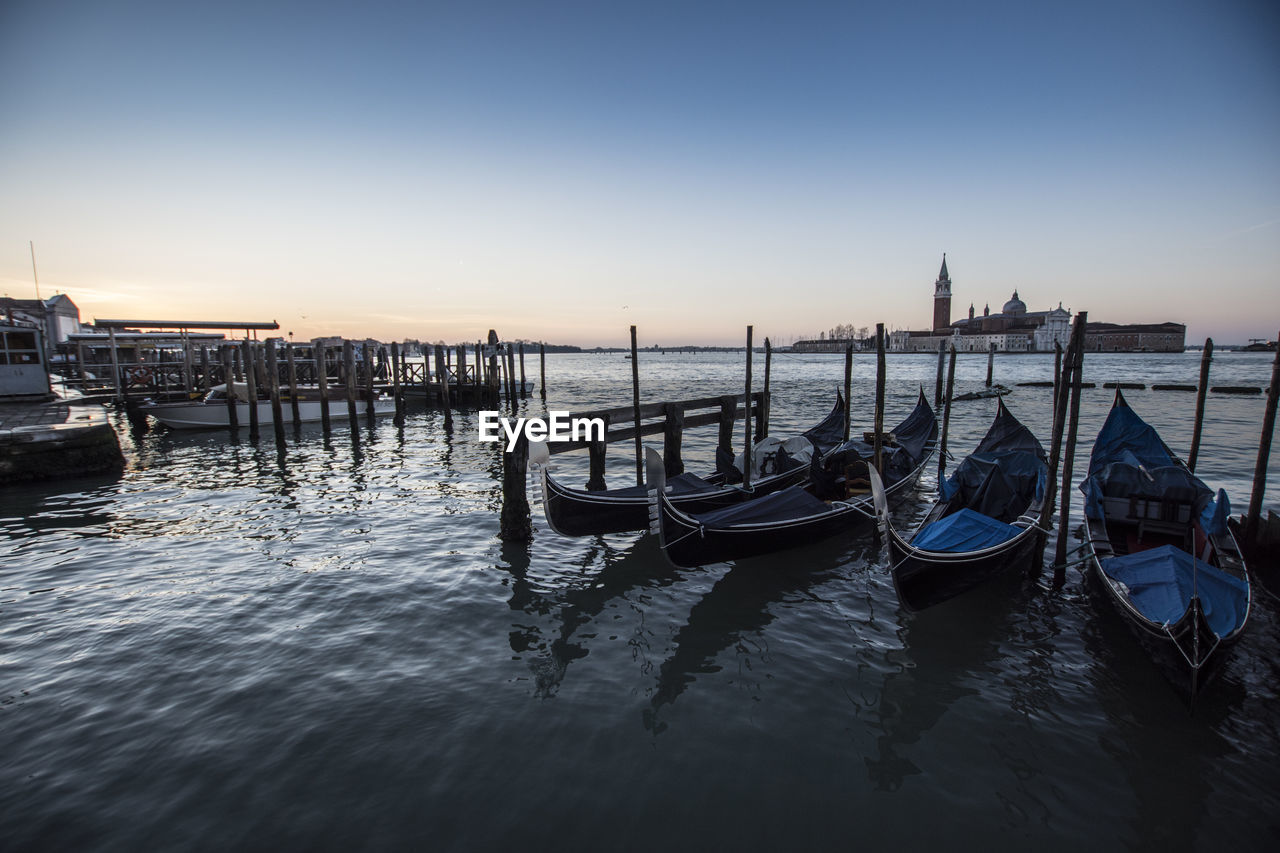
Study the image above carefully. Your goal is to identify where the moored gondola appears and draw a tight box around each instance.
[647,391,937,568]
[1079,391,1251,698]
[875,400,1048,611]
[531,393,847,536]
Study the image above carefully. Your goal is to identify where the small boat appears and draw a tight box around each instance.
[951,385,1010,402]
[530,394,848,536]
[1079,391,1250,697]
[142,383,396,429]
[876,400,1048,611]
[647,392,937,568]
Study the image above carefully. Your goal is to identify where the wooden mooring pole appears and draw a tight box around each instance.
[286,343,301,425]
[630,325,643,486]
[874,323,886,474]
[343,341,358,426]
[939,344,956,481]
[761,337,772,441]
[663,403,685,477]
[363,342,376,422]
[221,346,238,432]
[519,343,527,400]
[391,342,404,425]
[1188,338,1213,473]
[934,340,946,410]
[540,343,547,401]
[1244,333,1280,546]
[265,342,286,445]
[843,344,853,442]
[499,433,532,542]
[743,326,754,489]
[1041,315,1084,527]
[316,344,331,434]
[1054,311,1088,577]
[242,339,259,441]
[986,342,995,388]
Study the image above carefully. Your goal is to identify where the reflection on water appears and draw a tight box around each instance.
[2,352,1277,850]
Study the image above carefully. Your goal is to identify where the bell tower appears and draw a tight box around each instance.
[932,254,952,331]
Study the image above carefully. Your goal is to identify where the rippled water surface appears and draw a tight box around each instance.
[3,351,1278,851]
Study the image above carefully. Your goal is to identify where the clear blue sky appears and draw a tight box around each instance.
[2,0,1277,346]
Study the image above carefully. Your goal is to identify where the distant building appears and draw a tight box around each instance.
[0,294,84,355]
[890,257,1184,353]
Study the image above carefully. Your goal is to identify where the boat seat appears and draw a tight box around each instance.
[1127,492,1194,548]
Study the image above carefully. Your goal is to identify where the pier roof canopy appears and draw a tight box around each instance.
[93,319,279,331]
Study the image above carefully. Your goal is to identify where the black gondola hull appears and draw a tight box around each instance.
[540,465,806,537]
[890,526,1043,612]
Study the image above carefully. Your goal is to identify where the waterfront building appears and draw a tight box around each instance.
[889,257,1184,353]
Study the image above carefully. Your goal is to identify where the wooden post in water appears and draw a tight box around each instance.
[540,343,547,401]
[586,414,609,491]
[743,326,754,489]
[939,345,956,481]
[286,343,301,425]
[265,342,286,444]
[316,344,331,433]
[507,344,518,414]
[718,395,736,466]
[873,323,886,474]
[487,337,499,408]
[437,345,453,428]
[183,334,194,395]
[362,342,376,421]
[343,341,358,426]
[391,342,404,425]
[1054,311,1088,575]
[107,327,123,403]
[499,433,533,542]
[518,342,527,400]
[934,340,946,410]
[1244,333,1280,547]
[760,337,772,440]
[986,342,995,387]
[1188,338,1213,473]
[1053,340,1063,407]
[242,339,259,441]
[663,402,685,477]
[1041,315,1084,528]
[200,346,211,395]
[221,346,238,432]
[630,325,643,486]
[843,344,853,442]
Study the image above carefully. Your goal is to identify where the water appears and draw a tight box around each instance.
[2,351,1278,851]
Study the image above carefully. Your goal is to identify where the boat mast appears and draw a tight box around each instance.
[29,241,41,300]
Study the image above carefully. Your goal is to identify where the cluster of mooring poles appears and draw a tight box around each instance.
[88,321,549,446]
[499,323,893,542]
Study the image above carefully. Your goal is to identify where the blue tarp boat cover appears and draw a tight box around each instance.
[1101,544,1249,638]
[911,507,1022,552]
[694,484,830,526]
[1078,399,1230,535]
[1084,400,1175,477]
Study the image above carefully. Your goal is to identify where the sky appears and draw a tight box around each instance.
[1,0,1277,347]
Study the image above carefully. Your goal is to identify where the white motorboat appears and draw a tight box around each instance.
[141,384,397,430]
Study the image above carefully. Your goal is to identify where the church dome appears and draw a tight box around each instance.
[1002,290,1027,315]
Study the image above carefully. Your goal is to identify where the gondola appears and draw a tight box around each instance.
[1079,391,1250,697]
[647,391,937,568]
[530,393,847,536]
[876,399,1048,611]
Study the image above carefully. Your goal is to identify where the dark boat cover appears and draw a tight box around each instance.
[1079,400,1230,536]
[609,473,720,499]
[801,390,848,455]
[823,396,937,483]
[911,507,1021,552]
[692,484,830,526]
[1101,544,1249,638]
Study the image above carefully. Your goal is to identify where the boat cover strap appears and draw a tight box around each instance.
[1102,544,1248,639]
[911,507,1021,553]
